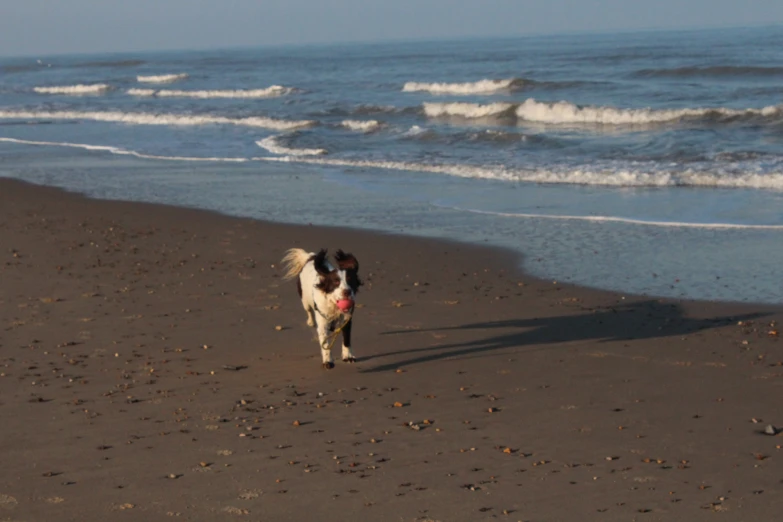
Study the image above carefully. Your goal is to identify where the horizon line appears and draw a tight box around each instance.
[1,21,781,60]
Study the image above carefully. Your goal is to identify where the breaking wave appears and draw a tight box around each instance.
[402,125,429,137]
[3,136,782,191]
[0,109,315,130]
[137,73,190,83]
[403,78,526,95]
[33,84,111,95]
[424,102,515,119]
[127,88,157,97]
[514,99,781,125]
[340,119,383,133]
[259,156,783,190]
[127,85,295,98]
[256,135,327,156]
[423,98,783,125]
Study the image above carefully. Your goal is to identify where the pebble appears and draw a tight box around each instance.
[764,424,778,436]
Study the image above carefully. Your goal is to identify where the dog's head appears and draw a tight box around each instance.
[313,249,362,312]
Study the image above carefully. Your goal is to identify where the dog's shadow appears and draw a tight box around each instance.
[361,300,768,373]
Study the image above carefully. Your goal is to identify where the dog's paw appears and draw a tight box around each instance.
[306,318,315,327]
[342,356,356,363]
[322,361,335,370]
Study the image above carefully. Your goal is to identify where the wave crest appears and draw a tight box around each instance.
[256,135,327,156]
[515,99,782,125]
[403,78,525,95]
[340,120,383,133]
[0,109,315,130]
[4,136,782,192]
[33,84,111,95]
[259,156,783,190]
[137,73,190,83]
[127,85,295,99]
[421,98,782,125]
[423,102,515,119]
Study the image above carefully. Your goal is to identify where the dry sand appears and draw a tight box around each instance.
[1,178,781,521]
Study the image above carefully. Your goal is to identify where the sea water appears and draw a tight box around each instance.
[1,25,782,303]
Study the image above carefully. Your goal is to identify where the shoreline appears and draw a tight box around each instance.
[2,176,780,311]
[2,177,782,521]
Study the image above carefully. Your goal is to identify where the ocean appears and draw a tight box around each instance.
[1,25,782,303]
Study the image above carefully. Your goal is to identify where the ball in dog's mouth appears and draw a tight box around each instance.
[336,299,354,312]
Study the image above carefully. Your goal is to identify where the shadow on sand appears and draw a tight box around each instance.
[363,300,768,373]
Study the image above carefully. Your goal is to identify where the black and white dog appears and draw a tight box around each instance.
[282,248,361,368]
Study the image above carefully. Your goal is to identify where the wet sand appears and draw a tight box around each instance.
[1,178,781,521]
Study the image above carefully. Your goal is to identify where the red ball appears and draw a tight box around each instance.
[336,299,354,312]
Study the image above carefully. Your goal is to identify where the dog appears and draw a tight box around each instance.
[281,248,361,369]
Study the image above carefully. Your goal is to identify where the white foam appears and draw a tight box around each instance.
[443,206,783,230]
[127,85,295,99]
[33,84,111,95]
[423,102,515,118]
[515,98,782,125]
[403,78,519,95]
[421,98,783,125]
[0,109,315,131]
[402,125,427,136]
[137,73,189,83]
[259,155,520,180]
[4,134,781,192]
[258,156,783,190]
[340,120,382,133]
[256,135,327,156]
[0,137,249,162]
[127,88,157,97]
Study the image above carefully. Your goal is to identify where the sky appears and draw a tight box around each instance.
[1,0,782,57]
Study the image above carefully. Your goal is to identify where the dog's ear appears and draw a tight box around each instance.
[313,249,332,276]
[335,250,362,291]
[334,250,359,272]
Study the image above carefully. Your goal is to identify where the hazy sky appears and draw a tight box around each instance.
[1,0,782,56]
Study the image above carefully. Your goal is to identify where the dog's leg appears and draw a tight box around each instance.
[316,316,334,369]
[341,319,355,363]
[299,278,316,327]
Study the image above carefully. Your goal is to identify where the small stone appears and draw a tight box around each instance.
[764,425,779,436]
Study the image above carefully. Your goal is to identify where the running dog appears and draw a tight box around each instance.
[281,248,361,368]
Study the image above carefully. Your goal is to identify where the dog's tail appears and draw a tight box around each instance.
[281,248,312,281]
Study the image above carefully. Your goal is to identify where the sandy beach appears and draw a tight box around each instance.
[1,177,781,522]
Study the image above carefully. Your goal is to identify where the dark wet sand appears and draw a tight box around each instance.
[1,178,781,522]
